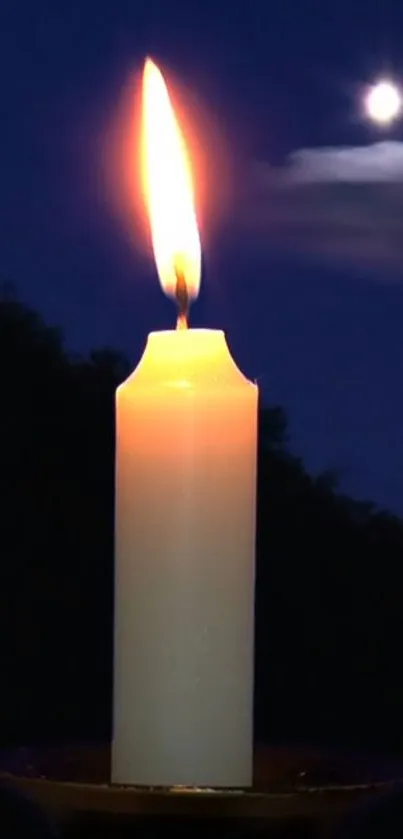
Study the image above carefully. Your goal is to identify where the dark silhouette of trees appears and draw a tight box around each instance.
[1,296,403,754]
[256,397,403,753]
[0,299,126,745]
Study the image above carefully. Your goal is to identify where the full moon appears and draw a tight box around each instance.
[365,80,402,125]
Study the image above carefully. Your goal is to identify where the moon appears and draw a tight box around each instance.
[364,80,402,125]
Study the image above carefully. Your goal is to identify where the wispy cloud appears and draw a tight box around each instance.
[245,142,403,279]
[278,141,403,184]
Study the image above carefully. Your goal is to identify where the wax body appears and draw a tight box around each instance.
[112,329,257,787]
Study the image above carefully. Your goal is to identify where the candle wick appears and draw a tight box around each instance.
[175,267,189,331]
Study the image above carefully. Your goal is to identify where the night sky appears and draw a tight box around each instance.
[1,0,403,513]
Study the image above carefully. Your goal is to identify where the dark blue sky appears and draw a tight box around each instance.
[1,0,403,513]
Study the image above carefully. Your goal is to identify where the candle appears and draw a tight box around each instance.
[111,59,258,788]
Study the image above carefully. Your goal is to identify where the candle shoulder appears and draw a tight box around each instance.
[117,329,257,395]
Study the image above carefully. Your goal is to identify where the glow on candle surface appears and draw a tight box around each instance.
[111,58,258,788]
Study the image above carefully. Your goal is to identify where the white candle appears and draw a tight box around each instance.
[111,57,258,788]
[112,327,257,787]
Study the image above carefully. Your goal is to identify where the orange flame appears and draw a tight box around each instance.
[141,58,201,301]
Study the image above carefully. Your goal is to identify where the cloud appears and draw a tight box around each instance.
[283,141,403,184]
[246,142,403,279]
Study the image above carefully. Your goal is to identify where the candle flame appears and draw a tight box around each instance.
[141,58,201,303]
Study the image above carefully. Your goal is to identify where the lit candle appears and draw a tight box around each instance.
[111,59,258,788]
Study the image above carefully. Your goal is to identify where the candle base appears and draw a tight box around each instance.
[1,742,401,839]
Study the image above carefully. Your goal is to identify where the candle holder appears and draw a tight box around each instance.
[1,743,402,838]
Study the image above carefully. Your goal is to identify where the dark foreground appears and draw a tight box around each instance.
[2,743,403,838]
